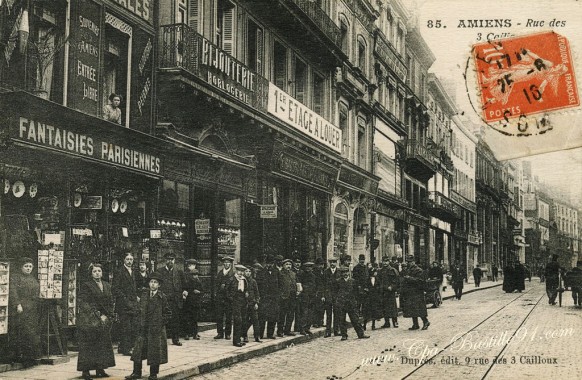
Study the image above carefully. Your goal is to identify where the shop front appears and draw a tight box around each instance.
[374,195,408,264]
[0,91,163,356]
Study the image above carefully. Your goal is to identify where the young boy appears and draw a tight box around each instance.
[126,272,171,380]
[183,260,202,340]
[243,267,261,343]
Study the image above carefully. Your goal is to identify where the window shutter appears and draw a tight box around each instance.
[189,0,199,32]
[222,6,234,55]
[256,27,263,74]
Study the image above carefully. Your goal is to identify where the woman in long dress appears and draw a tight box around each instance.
[77,264,116,380]
[9,257,41,362]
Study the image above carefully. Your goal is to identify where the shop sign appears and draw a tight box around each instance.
[338,166,379,195]
[268,83,342,153]
[110,0,152,25]
[450,191,477,213]
[80,195,102,209]
[130,28,154,131]
[15,116,162,175]
[374,32,407,81]
[68,0,102,116]
[275,152,335,191]
[195,219,210,235]
[260,205,277,219]
[72,228,93,236]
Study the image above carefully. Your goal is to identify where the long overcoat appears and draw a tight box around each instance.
[112,266,139,315]
[363,276,383,320]
[400,265,427,318]
[379,265,400,318]
[256,268,281,321]
[131,289,172,366]
[9,272,41,360]
[76,280,116,371]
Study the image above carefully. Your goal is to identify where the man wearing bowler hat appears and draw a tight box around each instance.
[352,254,368,315]
[154,253,187,346]
[323,257,341,337]
[215,255,235,339]
[313,258,326,327]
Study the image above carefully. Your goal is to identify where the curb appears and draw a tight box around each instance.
[160,330,327,379]
[442,283,503,300]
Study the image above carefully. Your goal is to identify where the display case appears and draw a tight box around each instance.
[0,261,9,335]
[67,263,77,326]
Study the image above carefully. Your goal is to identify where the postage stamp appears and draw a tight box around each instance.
[473,31,579,124]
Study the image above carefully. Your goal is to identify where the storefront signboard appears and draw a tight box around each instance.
[260,205,277,218]
[14,116,162,175]
[130,28,154,132]
[68,0,102,116]
[338,165,379,195]
[268,83,342,153]
[110,0,153,25]
[275,151,336,191]
[195,219,211,235]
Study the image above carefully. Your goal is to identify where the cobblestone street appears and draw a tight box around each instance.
[195,281,581,380]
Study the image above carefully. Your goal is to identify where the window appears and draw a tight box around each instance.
[103,17,131,126]
[188,0,200,32]
[247,19,263,73]
[357,117,367,168]
[216,0,234,54]
[357,36,366,72]
[294,57,307,104]
[386,10,394,43]
[176,2,187,65]
[273,40,287,90]
[312,72,324,116]
[339,103,349,157]
[339,15,349,53]
[396,26,404,55]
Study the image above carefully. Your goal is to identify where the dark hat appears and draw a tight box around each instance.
[315,258,325,265]
[343,255,352,261]
[164,252,176,259]
[221,255,235,262]
[328,257,338,262]
[382,255,390,261]
[405,254,415,261]
[338,266,350,273]
[235,264,247,271]
[148,272,164,283]
[282,258,293,265]
[185,259,198,266]
[20,257,34,265]
[274,255,285,262]
[358,254,366,261]
[391,256,398,260]
[302,261,314,268]
[189,268,199,275]
[252,263,264,270]
[294,258,302,263]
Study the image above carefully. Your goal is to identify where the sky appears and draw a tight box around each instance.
[401,0,582,201]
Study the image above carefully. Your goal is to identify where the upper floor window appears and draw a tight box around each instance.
[312,72,325,116]
[247,19,263,74]
[273,40,287,90]
[188,0,200,31]
[339,15,349,54]
[339,102,349,157]
[357,116,367,168]
[294,57,307,104]
[357,36,366,73]
[386,10,394,43]
[216,0,235,54]
[396,26,404,55]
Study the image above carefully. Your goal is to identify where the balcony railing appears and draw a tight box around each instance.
[287,0,343,49]
[159,24,269,111]
[406,139,437,171]
[427,191,460,219]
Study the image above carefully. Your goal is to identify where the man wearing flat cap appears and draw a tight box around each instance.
[352,254,368,316]
[334,267,369,340]
[215,256,235,340]
[227,265,248,347]
[323,257,341,337]
[256,255,281,339]
[277,259,297,337]
[154,252,187,345]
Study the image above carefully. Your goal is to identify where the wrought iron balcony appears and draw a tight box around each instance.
[404,139,437,181]
[427,191,461,221]
[286,0,343,50]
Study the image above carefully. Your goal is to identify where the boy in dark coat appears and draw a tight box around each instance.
[214,255,235,340]
[126,272,172,380]
[183,260,202,340]
[243,267,262,342]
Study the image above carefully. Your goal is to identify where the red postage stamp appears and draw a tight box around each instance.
[473,31,579,123]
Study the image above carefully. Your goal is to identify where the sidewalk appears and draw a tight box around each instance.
[440,277,502,300]
[0,280,502,380]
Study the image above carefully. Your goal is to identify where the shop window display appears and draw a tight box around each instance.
[334,203,349,257]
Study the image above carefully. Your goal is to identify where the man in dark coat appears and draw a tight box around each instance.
[243,267,261,343]
[472,264,483,287]
[352,254,368,315]
[514,261,526,292]
[126,272,171,380]
[401,255,429,330]
[313,258,326,327]
[292,258,302,332]
[451,261,466,300]
[379,256,399,328]
[277,259,297,337]
[566,260,582,306]
[227,265,249,347]
[135,260,151,293]
[256,256,281,339]
[154,253,187,346]
[112,252,139,355]
[214,255,235,340]
[323,257,341,337]
[334,267,370,340]
[297,262,317,335]
[545,254,561,305]
[503,262,515,293]
[491,263,499,282]
[428,261,444,291]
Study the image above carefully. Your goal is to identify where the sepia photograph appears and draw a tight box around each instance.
[0,0,580,379]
